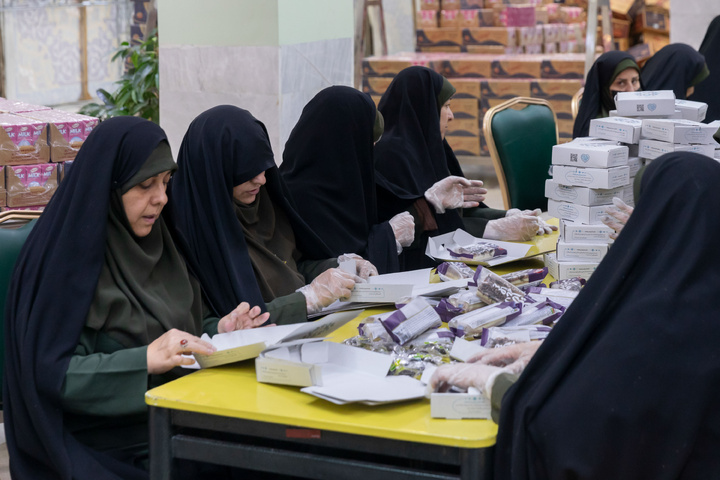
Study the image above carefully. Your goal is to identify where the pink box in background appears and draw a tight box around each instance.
[5,163,58,207]
[20,110,98,163]
[0,97,52,114]
[0,166,5,207]
[0,113,50,166]
[499,6,536,27]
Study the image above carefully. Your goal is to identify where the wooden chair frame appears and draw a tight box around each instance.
[571,87,584,120]
[0,210,42,227]
[483,97,559,210]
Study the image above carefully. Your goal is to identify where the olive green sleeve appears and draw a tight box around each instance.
[297,257,339,283]
[266,292,309,325]
[61,327,149,417]
[491,372,520,424]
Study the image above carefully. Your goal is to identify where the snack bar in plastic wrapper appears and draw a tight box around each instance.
[380,297,442,345]
[549,277,586,291]
[501,267,548,287]
[503,299,565,327]
[525,286,579,308]
[447,242,507,262]
[473,266,529,304]
[448,301,522,337]
[448,289,486,312]
[481,325,552,348]
[437,261,475,281]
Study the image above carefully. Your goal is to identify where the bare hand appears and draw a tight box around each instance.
[147,328,216,375]
[217,302,270,333]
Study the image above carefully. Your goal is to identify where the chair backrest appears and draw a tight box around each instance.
[0,217,38,406]
[571,87,584,120]
[483,97,558,211]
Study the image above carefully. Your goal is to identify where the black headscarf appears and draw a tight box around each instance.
[641,43,709,100]
[4,117,173,479]
[573,51,641,138]
[374,66,465,233]
[690,16,720,121]
[166,105,333,317]
[280,86,398,274]
[494,151,720,479]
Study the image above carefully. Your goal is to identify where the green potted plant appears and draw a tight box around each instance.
[80,29,159,123]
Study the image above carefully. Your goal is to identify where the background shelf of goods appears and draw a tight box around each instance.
[0,99,97,212]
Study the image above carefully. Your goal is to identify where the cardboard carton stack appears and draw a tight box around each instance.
[362,52,584,155]
[0,98,97,211]
[417,0,586,54]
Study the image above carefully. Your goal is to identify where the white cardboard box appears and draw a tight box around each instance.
[675,99,707,122]
[614,90,676,117]
[430,392,492,419]
[544,252,599,280]
[556,238,609,262]
[589,117,643,144]
[547,199,611,224]
[609,109,682,119]
[641,118,718,144]
[638,139,716,160]
[627,156,644,178]
[545,179,625,206]
[256,341,393,387]
[551,164,630,189]
[559,219,614,243]
[551,141,629,168]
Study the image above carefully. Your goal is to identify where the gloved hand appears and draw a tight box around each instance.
[601,197,634,240]
[506,208,557,235]
[426,363,506,400]
[297,268,357,315]
[337,253,378,280]
[484,215,541,241]
[388,212,415,252]
[424,175,487,214]
[467,341,543,374]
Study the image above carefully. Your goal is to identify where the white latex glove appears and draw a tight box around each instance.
[467,341,543,374]
[388,212,414,251]
[337,253,378,280]
[506,208,557,235]
[426,363,506,400]
[484,215,541,241]
[424,175,487,214]
[297,268,358,315]
[601,197,634,240]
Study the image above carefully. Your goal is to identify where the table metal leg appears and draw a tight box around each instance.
[149,407,172,480]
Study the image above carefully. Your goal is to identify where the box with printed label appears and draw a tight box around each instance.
[439,9,461,27]
[559,219,614,244]
[627,156,643,178]
[430,57,492,78]
[5,163,58,207]
[361,77,393,96]
[491,58,541,79]
[20,110,98,163]
[446,134,481,156]
[544,252,599,281]
[417,28,464,51]
[446,117,479,134]
[551,142,629,168]
[0,113,50,166]
[637,139,716,160]
[530,79,583,100]
[674,99,707,122]
[547,199,613,224]
[0,166,5,207]
[420,0,440,10]
[641,119,717,145]
[458,8,494,27]
[609,109,682,119]
[363,56,425,77]
[462,27,516,47]
[551,165,630,189]
[450,78,482,98]
[540,57,585,79]
[556,239,609,262]
[417,9,439,28]
[545,179,626,206]
[442,0,461,9]
[431,392,491,419]
[460,0,484,8]
[480,79,531,99]
[614,90,675,117]
[589,117,642,144]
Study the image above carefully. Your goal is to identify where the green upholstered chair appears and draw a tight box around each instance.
[0,212,40,407]
[483,97,559,211]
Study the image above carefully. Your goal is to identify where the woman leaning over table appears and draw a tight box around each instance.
[280,85,413,275]
[166,105,374,325]
[374,66,553,271]
[573,50,642,138]
[641,43,709,100]
[430,151,720,479]
[3,117,268,479]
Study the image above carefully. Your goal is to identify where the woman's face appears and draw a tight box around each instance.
[122,170,172,237]
[610,67,641,93]
[439,99,454,140]
[233,171,266,205]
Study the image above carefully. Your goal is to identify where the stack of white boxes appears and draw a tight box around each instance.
[544,90,716,281]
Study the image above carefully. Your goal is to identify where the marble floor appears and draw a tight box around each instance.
[0,156,501,480]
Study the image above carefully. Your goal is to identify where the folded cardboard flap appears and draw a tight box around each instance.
[193,310,361,369]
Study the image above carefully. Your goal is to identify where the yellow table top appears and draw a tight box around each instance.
[145,226,559,450]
